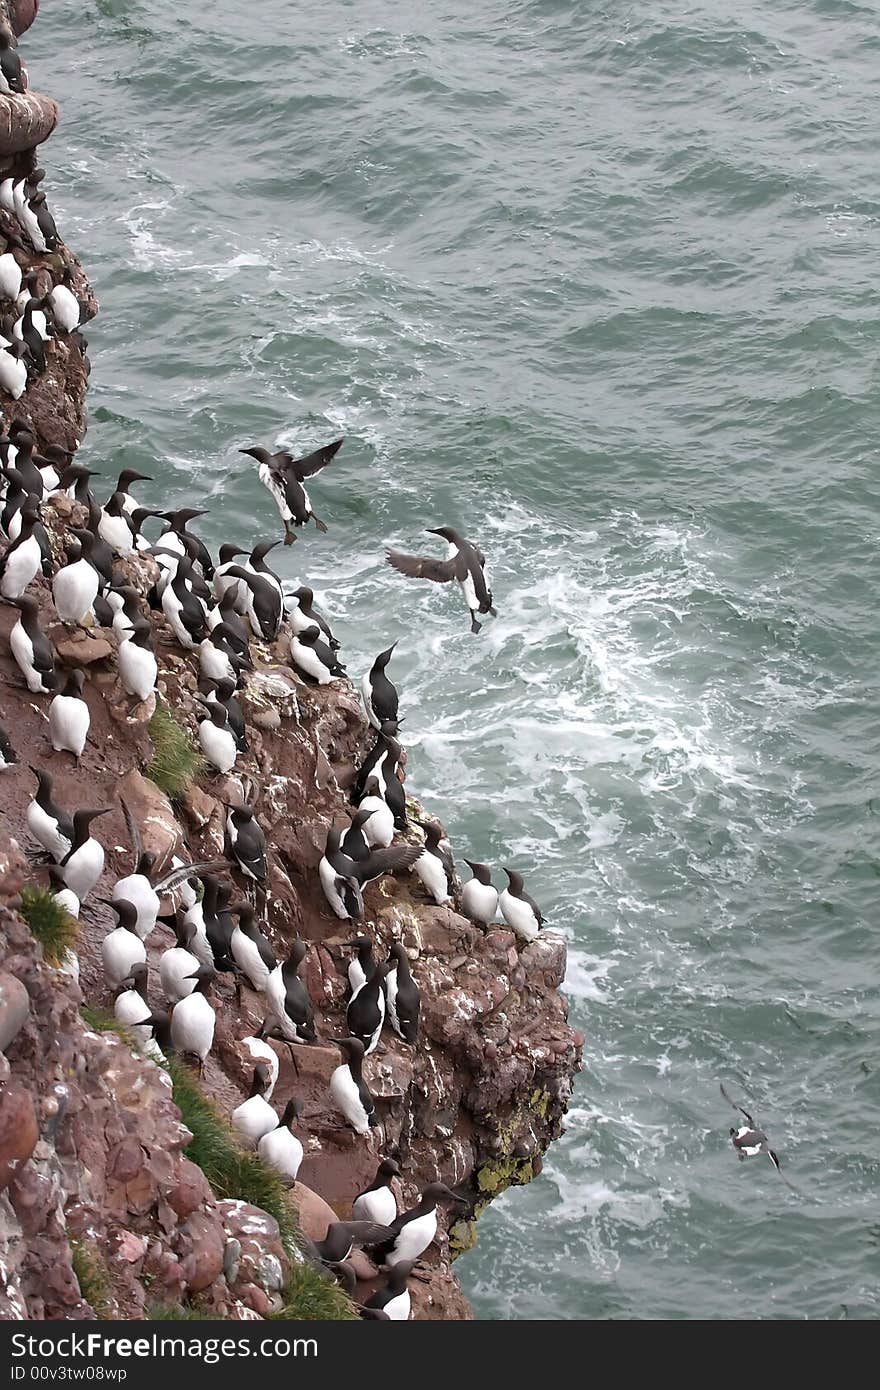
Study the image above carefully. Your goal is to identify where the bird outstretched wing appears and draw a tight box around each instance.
[293,439,345,479]
[721,1082,756,1129]
[355,844,423,883]
[152,860,228,894]
[386,549,462,584]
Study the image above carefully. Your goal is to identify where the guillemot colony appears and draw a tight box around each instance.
[0,15,585,1322]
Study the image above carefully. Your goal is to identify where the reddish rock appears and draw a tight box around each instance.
[290,1182,337,1240]
[167,1158,212,1219]
[178,1212,225,1294]
[0,971,29,1053]
[115,770,181,870]
[53,631,113,667]
[0,1082,38,1188]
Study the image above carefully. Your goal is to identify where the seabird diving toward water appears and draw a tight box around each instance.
[386,526,496,634]
[241,438,344,543]
[721,1084,799,1191]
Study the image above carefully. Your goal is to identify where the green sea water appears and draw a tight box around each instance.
[28,0,880,1319]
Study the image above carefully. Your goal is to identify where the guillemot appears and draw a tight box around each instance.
[329,1036,377,1135]
[499,867,544,943]
[352,1158,401,1226]
[48,667,89,759]
[384,942,420,1045]
[460,859,499,928]
[386,526,497,634]
[241,437,344,542]
[362,642,402,735]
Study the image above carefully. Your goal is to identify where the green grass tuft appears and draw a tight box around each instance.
[80,1004,127,1036]
[70,1237,114,1318]
[270,1263,358,1322]
[19,884,79,966]
[146,699,204,799]
[146,1301,212,1320]
[164,1056,300,1259]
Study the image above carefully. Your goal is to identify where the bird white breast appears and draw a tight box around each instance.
[159,946,200,1004]
[381,1289,411,1321]
[41,464,61,495]
[161,587,197,647]
[0,180,15,213]
[353,1186,397,1227]
[112,608,134,643]
[387,1209,438,1267]
[52,560,98,625]
[360,676,378,729]
[114,989,155,1051]
[384,966,400,1035]
[288,603,314,635]
[259,466,291,522]
[50,283,80,333]
[0,253,21,300]
[26,800,70,861]
[348,958,368,995]
[231,928,271,993]
[101,928,146,990]
[318,857,350,919]
[0,352,26,399]
[13,307,49,341]
[118,641,157,702]
[329,1064,371,1134]
[240,1037,279,1097]
[358,796,394,848]
[171,992,215,1061]
[49,694,89,757]
[231,1093,278,1146]
[1,533,41,598]
[98,511,133,555]
[412,849,450,905]
[198,720,237,773]
[112,874,160,940]
[18,204,46,252]
[461,879,499,925]
[199,639,234,683]
[289,634,333,684]
[11,622,48,693]
[213,566,249,613]
[63,840,105,902]
[459,570,479,612]
[258,1126,303,1182]
[52,887,80,918]
[499,889,539,942]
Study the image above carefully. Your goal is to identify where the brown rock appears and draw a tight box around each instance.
[178,1212,225,1294]
[0,1082,38,1188]
[109,1136,144,1183]
[53,631,113,666]
[167,1158,212,1219]
[180,783,218,830]
[0,971,29,1053]
[116,770,181,870]
[290,1182,337,1241]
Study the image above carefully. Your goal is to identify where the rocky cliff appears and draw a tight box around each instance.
[0,0,582,1321]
